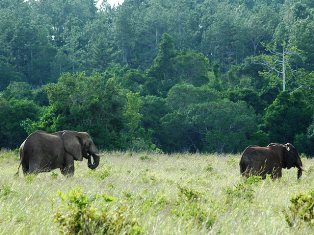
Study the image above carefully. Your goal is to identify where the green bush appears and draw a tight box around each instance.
[54,188,142,235]
[244,176,263,185]
[172,200,215,230]
[0,184,15,199]
[284,189,314,227]
[178,185,203,201]
[225,176,262,203]
[173,185,215,230]
[226,182,255,203]
[139,155,151,161]
[139,192,169,214]
[88,166,111,180]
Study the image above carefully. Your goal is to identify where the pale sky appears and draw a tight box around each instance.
[97,0,124,7]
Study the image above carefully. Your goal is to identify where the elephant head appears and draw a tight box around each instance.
[283,143,303,179]
[268,142,303,179]
[61,131,100,170]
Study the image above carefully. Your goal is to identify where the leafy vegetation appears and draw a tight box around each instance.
[54,188,142,234]
[0,0,313,154]
[284,189,314,227]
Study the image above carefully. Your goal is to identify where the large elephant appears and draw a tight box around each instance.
[239,143,303,179]
[17,130,100,176]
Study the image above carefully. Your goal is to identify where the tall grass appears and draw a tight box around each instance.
[0,150,314,234]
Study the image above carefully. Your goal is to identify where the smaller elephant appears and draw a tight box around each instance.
[17,130,100,176]
[239,143,303,179]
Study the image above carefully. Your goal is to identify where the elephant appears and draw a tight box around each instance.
[17,130,100,176]
[239,143,303,179]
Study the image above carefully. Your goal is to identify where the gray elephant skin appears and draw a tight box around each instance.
[239,143,303,179]
[17,130,100,176]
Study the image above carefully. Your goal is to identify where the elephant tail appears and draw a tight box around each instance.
[15,145,24,177]
[15,162,22,177]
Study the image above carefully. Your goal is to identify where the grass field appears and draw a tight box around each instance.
[0,150,314,234]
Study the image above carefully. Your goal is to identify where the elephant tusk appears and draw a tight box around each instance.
[87,153,100,170]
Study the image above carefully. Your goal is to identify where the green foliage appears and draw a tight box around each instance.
[122,92,156,151]
[88,166,112,180]
[0,97,40,148]
[173,50,210,86]
[0,0,313,155]
[263,91,312,143]
[139,193,169,215]
[139,155,151,161]
[0,184,15,199]
[228,88,265,114]
[145,33,177,96]
[225,177,261,203]
[0,149,18,160]
[51,172,59,179]
[54,188,142,235]
[284,189,314,227]
[174,185,215,230]
[41,73,126,149]
[244,176,263,185]
[2,82,33,100]
[24,174,36,184]
[204,163,214,173]
[178,185,203,202]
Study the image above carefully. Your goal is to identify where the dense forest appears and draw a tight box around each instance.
[0,0,313,154]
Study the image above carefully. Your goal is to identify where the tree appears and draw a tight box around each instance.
[120,92,156,151]
[263,91,312,143]
[188,101,257,153]
[166,83,220,110]
[173,50,210,86]
[228,88,265,114]
[29,73,127,149]
[0,98,40,148]
[145,33,176,96]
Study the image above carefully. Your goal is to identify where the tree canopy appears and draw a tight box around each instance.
[0,0,313,154]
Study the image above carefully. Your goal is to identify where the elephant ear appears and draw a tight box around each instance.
[62,131,83,161]
[283,143,295,169]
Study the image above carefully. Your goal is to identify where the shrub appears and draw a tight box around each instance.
[24,174,36,184]
[88,166,111,180]
[178,185,203,201]
[226,182,255,203]
[173,185,215,230]
[244,176,263,185]
[225,176,262,203]
[139,155,151,161]
[284,189,314,227]
[139,192,169,214]
[51,172,58,179]
[172,200,215,230]
[54,188,142,235]
[0,184,15,198]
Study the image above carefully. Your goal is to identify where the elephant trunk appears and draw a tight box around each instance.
[87,153,100,170]
[297,166,303,179]
[296,157,303,179]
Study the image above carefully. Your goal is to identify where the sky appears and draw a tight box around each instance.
[97,0,124,7]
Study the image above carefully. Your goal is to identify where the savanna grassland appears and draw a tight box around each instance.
[1,150,314,235]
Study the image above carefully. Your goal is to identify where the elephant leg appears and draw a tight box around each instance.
[60,165,74,176]
[22,163,29,175]
[271,168,282,179]
[60,154,74,176]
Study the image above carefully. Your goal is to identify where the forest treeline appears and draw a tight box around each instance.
[0,0,313,154]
